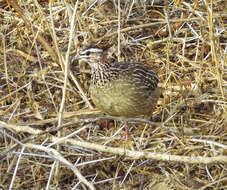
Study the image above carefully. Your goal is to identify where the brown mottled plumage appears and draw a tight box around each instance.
[71,46,162,137]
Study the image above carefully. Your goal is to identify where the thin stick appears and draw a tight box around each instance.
[49,136,227,165]
[1,121,226,165]
[2,34,12,99]
[205,0,224,98]
[117,0,121,62]
[26,143,95,190]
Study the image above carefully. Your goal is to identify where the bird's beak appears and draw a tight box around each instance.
[70,54,79,64]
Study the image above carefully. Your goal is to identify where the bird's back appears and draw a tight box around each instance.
[90,62,162,117]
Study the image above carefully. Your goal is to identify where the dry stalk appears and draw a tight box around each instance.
[1,0,226,189]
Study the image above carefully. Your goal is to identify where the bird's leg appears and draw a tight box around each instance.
[125,121,130,139]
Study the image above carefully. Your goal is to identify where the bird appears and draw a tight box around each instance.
[71,45,162,138]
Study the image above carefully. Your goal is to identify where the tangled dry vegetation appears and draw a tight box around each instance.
[0,0,226,189]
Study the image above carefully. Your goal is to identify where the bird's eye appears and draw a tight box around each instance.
[86,51,90,56]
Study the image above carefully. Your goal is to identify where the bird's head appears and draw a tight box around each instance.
[71,46,104,66]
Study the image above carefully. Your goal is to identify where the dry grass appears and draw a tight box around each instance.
[0,0,226,189]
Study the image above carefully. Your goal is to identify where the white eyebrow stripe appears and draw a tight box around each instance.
[80,48,103,55]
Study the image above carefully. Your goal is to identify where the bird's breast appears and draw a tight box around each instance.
[89,76,160,118]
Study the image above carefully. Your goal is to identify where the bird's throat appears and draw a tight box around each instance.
[91,62,112,86]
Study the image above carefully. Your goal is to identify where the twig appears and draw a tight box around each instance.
[50,135,227,164]
[1,120,226,165]
[26,143,96,190]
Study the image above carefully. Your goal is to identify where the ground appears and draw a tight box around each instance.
[0,0,226,189]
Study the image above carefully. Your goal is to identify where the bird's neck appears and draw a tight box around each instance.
[91,61,112,86]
